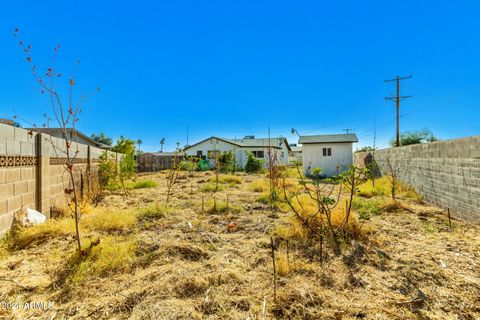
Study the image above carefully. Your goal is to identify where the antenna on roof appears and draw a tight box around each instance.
[343,129,352,134]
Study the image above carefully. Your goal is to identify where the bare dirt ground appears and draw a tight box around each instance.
[1,171,479,319]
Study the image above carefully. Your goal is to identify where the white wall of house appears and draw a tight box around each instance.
[185,137,290,168]
[302,142,353,176]
[185,138,246,168]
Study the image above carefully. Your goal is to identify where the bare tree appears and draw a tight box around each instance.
[281,164,343,257]
[165,152,181,205]
[14,29,96,252]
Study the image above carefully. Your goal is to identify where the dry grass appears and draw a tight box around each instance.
[82,208,137,233]
[65,236,137,284]
[127,179,158,189]
[4,218,76,251]
[0,171,479,320]
[358,176,423,202]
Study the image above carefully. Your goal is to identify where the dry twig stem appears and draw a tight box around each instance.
[270,236,277,302]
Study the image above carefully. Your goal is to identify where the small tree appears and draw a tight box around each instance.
[281,165,344,258]
[390,129,438,147]
[244,151,264,173]
[339,165,369,236]
[165,152,182,205]
[136,139,143,155]
[160,138,165,152]
[14,30,92,252]
[112,136,136,195]
[218,151,236,174]
[91,132,112,146]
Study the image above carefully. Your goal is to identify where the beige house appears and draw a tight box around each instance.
[299,134,358,177]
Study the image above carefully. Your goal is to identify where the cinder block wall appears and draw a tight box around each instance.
[0,123,115,236]
[354,136,480,221]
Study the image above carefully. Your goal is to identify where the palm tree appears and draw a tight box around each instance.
[136,139,142,154]
[160,138,165,152]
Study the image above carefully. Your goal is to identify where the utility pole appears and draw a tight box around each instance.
[384,75,412,147]
[343,128,352,134]
[186,124,189,146]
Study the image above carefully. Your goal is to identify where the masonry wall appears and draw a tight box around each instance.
[0,123,114,236]
[354,135,480,221]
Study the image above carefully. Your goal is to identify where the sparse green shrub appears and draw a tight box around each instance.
[218,151,236,173]
[179,157,199,175]
[352,197,382,220]
[137,205,169,221]
[127,179,158,189]
[244,151,264,173]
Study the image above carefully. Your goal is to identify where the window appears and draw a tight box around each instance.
[323,148,332,156]
[196,150,203,157]
[281,151,285,158]
[252,151,264,158]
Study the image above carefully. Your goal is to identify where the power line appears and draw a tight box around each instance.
[385,75,412,147]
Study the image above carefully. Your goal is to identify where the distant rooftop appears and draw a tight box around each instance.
[299,134,358,144]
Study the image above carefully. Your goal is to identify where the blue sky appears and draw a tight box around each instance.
[1,0,479,151]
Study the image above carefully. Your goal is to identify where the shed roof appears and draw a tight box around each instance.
[298,134,358,144]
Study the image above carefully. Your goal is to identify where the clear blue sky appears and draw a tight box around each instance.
[1,1,479,151]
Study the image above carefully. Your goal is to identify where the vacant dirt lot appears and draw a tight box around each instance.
[1,171,479,319]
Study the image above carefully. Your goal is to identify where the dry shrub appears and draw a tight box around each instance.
[381,200,404,213]
[276,252,291,277]
[358,176,423,201]
[212,175,242,185]
[199,182,225,192]
[137,205,169,221]
[65,236,137,284]
[5,218,76,250]
[205,199,241,214]
[82,208,137,233]
[272,280,323,319]
[174,276,209,297]
[250,179,269,192]
[164,242,209,261]
[278,195,365,241]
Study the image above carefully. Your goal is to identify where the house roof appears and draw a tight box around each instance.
[232,137,291,151]
[290,146,302,152]
[184,136,244,150]
[184,136,291,151]
[29,128,111,149]
[298,134,358,144]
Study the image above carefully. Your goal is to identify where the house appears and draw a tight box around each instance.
[289,143,302,164]
[298,133,358,177]
[184,135,291,169]
[29,128,111,149]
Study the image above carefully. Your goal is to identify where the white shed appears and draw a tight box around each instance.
[299,134,358,177]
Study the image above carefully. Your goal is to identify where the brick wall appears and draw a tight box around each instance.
[0,123,116,236]
[354,135,480,221]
